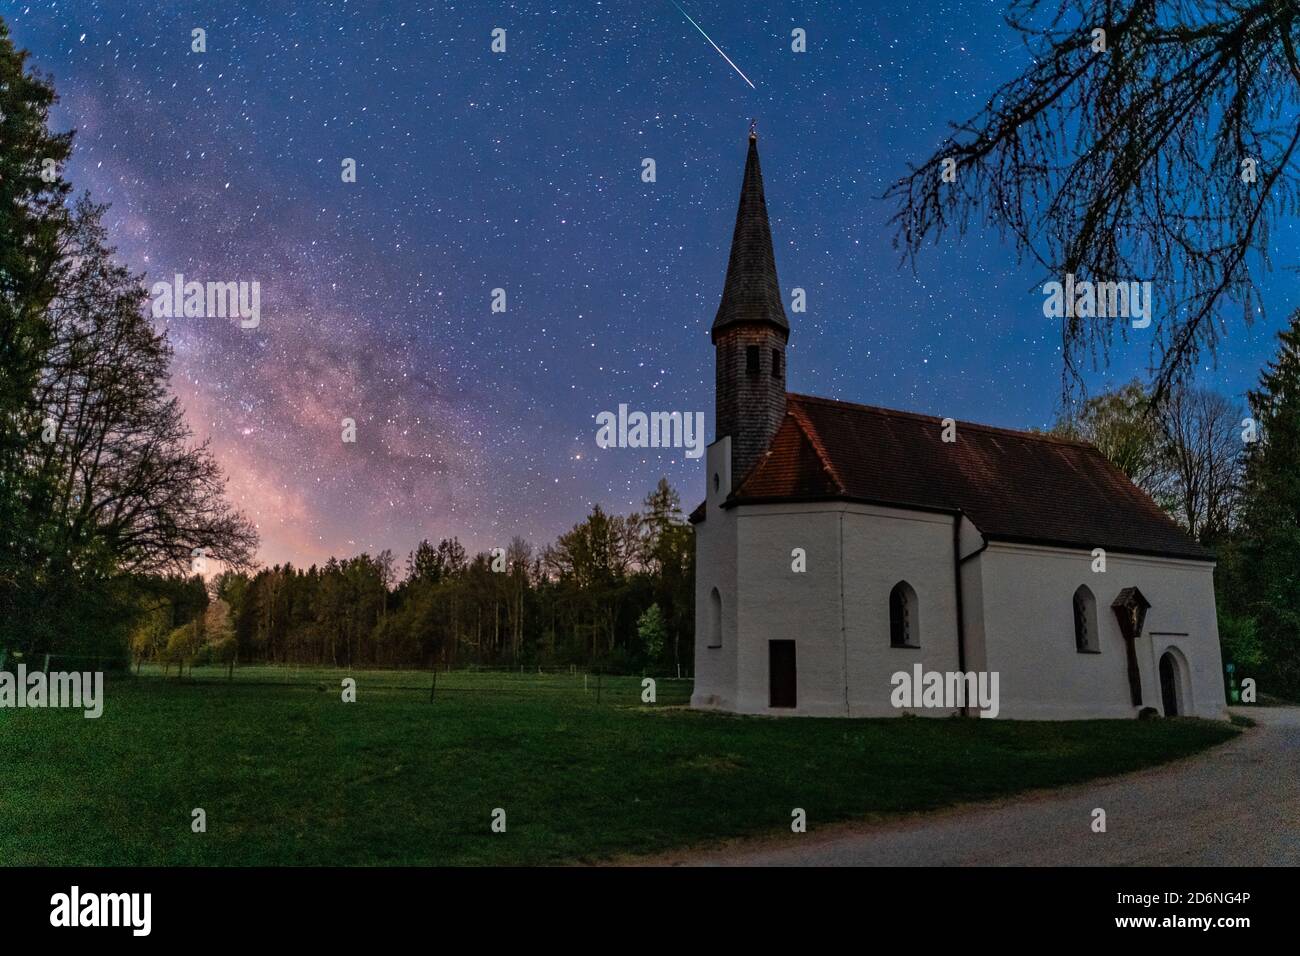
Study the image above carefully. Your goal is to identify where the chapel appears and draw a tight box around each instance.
[690,131,1227,720]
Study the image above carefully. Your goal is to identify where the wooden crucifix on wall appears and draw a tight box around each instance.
[1111,587,1151,707]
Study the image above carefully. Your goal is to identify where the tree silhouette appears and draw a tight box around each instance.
[888,0,1300,401]
[0,18,256,655]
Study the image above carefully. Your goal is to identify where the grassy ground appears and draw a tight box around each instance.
[0,668,1239,865]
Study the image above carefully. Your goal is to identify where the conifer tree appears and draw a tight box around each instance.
[0,16,73,622]
[1238,311,1300,697]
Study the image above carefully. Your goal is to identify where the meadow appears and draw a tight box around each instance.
[0,666,1238,865]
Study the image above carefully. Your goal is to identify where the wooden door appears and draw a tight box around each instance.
[769,640,797,708]
[1159,652,1179,716]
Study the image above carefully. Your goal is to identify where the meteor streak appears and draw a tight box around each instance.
[668,0,756,90]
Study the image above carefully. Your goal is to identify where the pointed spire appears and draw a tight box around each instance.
[712,129,789,342]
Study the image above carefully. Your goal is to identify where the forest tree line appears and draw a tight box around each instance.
[132,479,695,675]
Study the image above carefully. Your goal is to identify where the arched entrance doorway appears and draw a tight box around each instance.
[1159,652,1181,716]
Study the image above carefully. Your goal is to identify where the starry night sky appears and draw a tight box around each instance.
[6,0,1298,567]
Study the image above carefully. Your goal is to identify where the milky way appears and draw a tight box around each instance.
[8,0,1295,566]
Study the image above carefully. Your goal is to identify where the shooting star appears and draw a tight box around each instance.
[668,0,756,90]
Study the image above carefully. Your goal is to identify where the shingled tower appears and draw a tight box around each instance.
[712,128,789,490]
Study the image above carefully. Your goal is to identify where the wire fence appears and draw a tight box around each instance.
[0,651,695,707]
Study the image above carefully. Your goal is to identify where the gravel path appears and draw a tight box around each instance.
[654,707,1299,866]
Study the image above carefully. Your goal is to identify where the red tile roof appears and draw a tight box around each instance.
[692,393,1212,562]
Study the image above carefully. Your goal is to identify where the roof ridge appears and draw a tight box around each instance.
[731,394,1211,562]
[733,410,845,499]
[785,402,848,493]
[786,392,1095,450]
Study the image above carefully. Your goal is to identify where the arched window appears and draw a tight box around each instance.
[708,587,722,648]
[1073,585,1099,653]
[889,581,919,648]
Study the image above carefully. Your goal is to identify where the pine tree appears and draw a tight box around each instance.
[1238,311,1300,698]
[0,15,72,400]
[0,15,74,629]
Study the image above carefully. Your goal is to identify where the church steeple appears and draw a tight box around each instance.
[712,129,789,490]
[711,128,789,342]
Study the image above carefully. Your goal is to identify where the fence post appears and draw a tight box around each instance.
[43,653,51,673]
[430,667,437,703]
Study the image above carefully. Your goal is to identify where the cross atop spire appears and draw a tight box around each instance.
[712,127,788,342]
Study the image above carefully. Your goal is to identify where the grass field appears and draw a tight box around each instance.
[0,667,1239,865]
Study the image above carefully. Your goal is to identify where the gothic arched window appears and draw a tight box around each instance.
[708,588,723,648]
[889,581,919,648]
[1073,585,1099,653]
